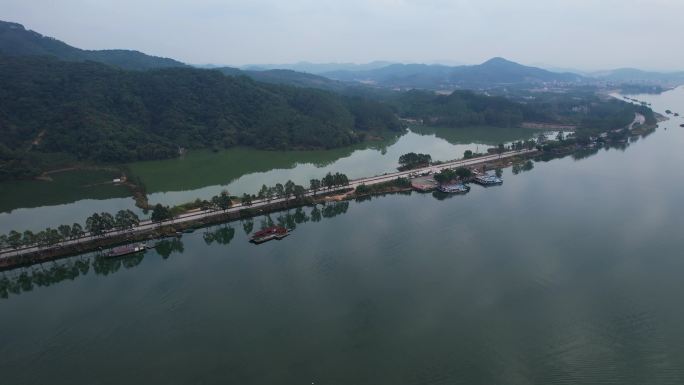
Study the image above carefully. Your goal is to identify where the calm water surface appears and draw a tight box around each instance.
[0,126,545,233]
[1,88,684,384]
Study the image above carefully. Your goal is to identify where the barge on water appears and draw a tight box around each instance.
[438,183,470,194]
[250,226,290,244]
[473,174,503,186]
[105,243,148,258]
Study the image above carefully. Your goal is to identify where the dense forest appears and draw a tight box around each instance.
[391,88,655,137]
[0,55,401,180]
[391,90,526,127]
[0,52,656,182]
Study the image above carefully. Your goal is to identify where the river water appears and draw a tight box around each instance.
[1,87,684,384]
[0,126,545,233]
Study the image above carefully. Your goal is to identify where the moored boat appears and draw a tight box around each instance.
[250,226,290,244]
[438,183,471,194]
[106,243,148,258]
[473,174,503,186]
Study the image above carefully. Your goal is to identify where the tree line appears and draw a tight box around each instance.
[0,209,140,251]
[0,172,351,252]
[398,152,432,170]
[433,167,473,184]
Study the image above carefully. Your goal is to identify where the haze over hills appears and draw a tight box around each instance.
[589,68,684,85]
[322,57,586,89]
[240,61,396,74]
[0,20,359,90]
[215,67,347,91]
[3,19,684,91]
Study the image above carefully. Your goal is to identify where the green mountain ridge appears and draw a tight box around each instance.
[0,20,185,71]
[323,57,586,89]
[0,55,400,180]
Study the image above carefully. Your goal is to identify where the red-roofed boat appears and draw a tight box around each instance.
[250,226,290,244]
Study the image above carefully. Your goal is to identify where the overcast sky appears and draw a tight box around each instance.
[3,0,683,70]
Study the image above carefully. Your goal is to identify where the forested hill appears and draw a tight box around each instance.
[390,89,656,134]
[324,58,585,89]
[0,55,401,180]
[0,20,185,70]
[392,90,526,127]
[217,67,347,91]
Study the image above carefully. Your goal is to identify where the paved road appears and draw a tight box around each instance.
[0,149,536,258]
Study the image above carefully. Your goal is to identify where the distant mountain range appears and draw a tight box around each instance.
[240,61,396,74]
[589,68,684,85]
[215,67,347,90]
[2,19,683,91]
[320,58,586,89]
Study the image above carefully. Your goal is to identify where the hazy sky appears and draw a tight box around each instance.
[3,0,683,70]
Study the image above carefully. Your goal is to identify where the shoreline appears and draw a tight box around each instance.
[0,150,537,270]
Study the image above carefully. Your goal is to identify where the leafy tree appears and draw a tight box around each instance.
[151,204,172,223]
[45,228,62,246]
[114,210,139,231]
[274,183,285,199]
[398,152,432,169]
[322,172,335,189]
[284,180,296,201]
[241,193,253,206]
[463,150,473,159]
[309,179,321,195]
[356,184,371,194]
[34,230,47,247]
[211,191,232,211]
[71,223,84,239]
[266,187,275,202]
[0,234,7,250]
[22,230,35,246]
[100,213,115,233]
[58,224,72,241]
[335,172,349,186]
[258,184,269,200]
[454,167,473,180]
[434,169,457,184]
[293,184,306,201]
[86,213,105,236]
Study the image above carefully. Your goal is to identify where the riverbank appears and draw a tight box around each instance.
[0,149,537,270]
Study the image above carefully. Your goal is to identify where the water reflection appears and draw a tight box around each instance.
[0,127,557,232]
[0,250,150,299]
[154,238,185,259]
[0,169,130,213]
[202,225,235,246]
[0,201,354,299]
[130,136,401,196]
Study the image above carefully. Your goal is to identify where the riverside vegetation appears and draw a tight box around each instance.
[0,172,350,255]
[0,56,656,182]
